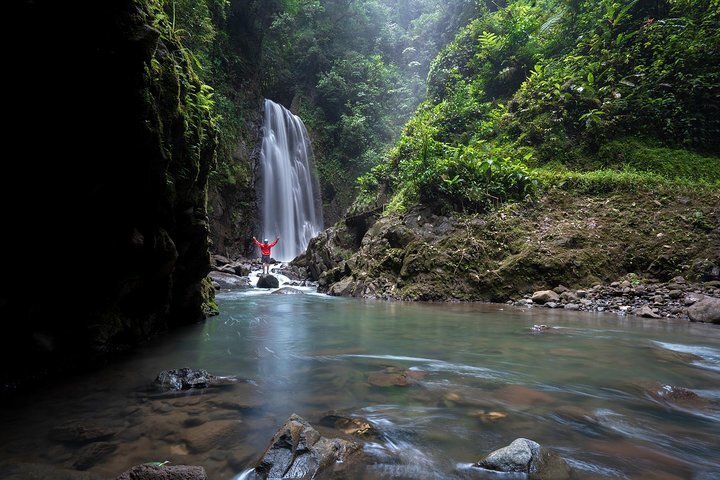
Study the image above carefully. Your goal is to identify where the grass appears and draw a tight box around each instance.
[532,164,720,196]
[597,138,720,184]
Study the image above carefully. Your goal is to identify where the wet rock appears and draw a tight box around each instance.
[50,423,117,444]
[531,290,560,304]
[210,383,264,410]
[244,414,361,480]
[184,419,244,453]
[72,442,118,470]
[155,368,215,390]
[564,303,580,311]
[213,254,231,266]
[475,438,570,480]
[494,385,554,407]
[232,263,252,276]
[468,410,508,422]
[208,271,251,290]
[687,295,720,323]
[368,367,424,387]
[476,437,538,472]
[651,346,703,364]
[257,274,280,289]
[318,413,379,438]
[271,287,304,295]
[114,464,207,480]
[531,448,572,480]
[635,381,709,408]
[635,305,661,318]
[531,324,550,333]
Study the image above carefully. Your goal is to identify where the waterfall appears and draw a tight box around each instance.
[258,99,323,262]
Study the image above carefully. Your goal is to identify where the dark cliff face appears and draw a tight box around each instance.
[2,1,217,390]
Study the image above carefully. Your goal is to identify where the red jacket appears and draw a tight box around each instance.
[253,237,278,256]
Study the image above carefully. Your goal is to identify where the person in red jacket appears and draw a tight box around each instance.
[253,236,279,275]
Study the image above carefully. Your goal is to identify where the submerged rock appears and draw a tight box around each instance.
[636,381,709,407]
[72,442,118,470]
[318,413,379,439]
[244,414,362,480]
[50,423,117,444]
[114,464,207,480]
[257,275,280,289]
[0,462,103,480]
[183,420,244,453]
[367,367,424,387]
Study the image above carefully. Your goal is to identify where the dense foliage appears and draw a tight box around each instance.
[260,0,483,219]
[357,0,720,215]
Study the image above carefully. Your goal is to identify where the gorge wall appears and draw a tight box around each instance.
[2,1,219,390]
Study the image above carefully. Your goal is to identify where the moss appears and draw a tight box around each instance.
[598,138,720,184]
[201,277,219,317]
[312,187,720,302]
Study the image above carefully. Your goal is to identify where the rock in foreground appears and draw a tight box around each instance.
[244,414,361,479]
[114,464,207,480]
[475,438,571,480]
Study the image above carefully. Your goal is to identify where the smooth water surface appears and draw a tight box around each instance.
[1,290,719,479]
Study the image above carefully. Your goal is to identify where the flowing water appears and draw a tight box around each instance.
[258,99,323,261]
[1,288,719,480]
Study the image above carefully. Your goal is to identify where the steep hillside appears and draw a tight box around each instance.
[298,0,720,301]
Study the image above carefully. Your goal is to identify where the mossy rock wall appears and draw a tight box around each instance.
[2,1,217,389]
[305,190,720,302]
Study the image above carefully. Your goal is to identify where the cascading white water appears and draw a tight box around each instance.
[258,99,323,261]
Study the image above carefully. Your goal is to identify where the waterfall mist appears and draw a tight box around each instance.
[258,99,323,262]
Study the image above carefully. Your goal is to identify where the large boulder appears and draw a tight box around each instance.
[208,271,251,290]
[257,275,280,289]
[531,290,560,304]
[687,295,720,323]
[475,438,571,480]
[114,464,207,480]
[244,414,361,480]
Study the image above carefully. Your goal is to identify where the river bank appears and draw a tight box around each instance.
[290,188,719,325]
[208,254,720,325]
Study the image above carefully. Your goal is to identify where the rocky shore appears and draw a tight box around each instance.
[513,276,720,323]
[208,252,720,324]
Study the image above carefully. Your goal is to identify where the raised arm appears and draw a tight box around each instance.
[252,236,262,247]
[269,237,279,247]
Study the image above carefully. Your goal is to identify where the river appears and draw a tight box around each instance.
[1,288,719,479]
